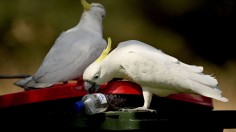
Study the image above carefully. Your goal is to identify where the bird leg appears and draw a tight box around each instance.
[142,89,153,108]
[119,89,156,113]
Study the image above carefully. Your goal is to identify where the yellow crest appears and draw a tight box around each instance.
[81,0,91,10]
[96,37,112,63]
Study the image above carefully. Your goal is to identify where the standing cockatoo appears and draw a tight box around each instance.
[14,0,107,89]
[83,39,228,112]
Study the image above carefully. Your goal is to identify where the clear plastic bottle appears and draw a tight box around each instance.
[74,93,142,115]
[74,93,109,115]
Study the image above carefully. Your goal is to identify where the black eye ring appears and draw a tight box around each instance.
[94,75,99,79]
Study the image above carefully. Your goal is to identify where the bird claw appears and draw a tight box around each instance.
[119,107,157,113]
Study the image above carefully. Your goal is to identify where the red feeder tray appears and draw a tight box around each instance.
[0,80,213,108]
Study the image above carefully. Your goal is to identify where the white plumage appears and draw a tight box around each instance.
[83,40,228,111]
[14,0,107,89]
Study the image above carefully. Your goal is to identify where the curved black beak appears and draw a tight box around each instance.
[84,81,100,93]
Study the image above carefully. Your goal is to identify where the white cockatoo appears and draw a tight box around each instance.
[83,39,228,112]
[14,0,107,89]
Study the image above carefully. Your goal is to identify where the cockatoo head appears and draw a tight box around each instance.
[83,63,102,93]
[81,0,106,22]
[83,38,112,93]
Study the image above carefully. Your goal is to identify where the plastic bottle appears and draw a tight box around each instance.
[74,93,110,115]
[74,93,143,115]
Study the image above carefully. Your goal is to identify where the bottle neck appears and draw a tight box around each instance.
[74,101,85,112]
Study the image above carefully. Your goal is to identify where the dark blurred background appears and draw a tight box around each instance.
[0,0,235,114]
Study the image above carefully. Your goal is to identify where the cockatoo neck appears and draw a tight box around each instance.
[76,11,103,34]
[100,61,121,82]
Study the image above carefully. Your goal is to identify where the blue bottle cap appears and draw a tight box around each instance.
[74,101,85,112]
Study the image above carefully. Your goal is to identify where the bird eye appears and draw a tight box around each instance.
[94,74,99,79]
[101,15,104,18]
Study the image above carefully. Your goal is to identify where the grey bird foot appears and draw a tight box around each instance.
[119,107,157,113]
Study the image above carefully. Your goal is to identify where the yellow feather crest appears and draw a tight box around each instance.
[81,0,91,10]
[96,37,112,63]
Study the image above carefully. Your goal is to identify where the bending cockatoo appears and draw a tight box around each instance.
[14,0,107,89]
[83,39,228,112]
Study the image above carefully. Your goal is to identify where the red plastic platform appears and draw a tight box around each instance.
[0,80,213,108]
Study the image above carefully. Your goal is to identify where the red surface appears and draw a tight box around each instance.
[0,80,213,108]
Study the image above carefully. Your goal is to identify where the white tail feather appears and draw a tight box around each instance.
[179,62,203,73]
[188,72,218,87]
[173,64,228,102]
[14,76,53,89]
[14,76,33,87]
[188,80,228,102]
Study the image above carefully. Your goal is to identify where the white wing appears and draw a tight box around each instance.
[34,28,106,83]
[107,40,227,102]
